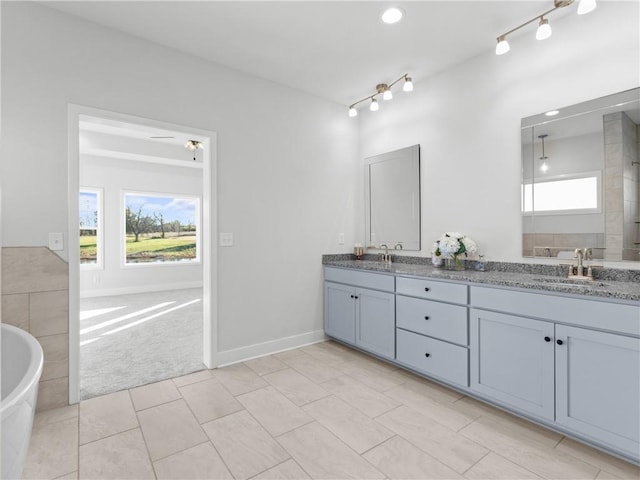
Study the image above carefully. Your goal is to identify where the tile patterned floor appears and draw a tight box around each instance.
[23,341,640,480]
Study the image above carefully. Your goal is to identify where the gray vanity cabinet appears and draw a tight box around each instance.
[324,267,395,359]
[395,277,469,387]
[470,285,640,462]
[323,265,640,463]
[470,309,555,420]
[555,325,640,459]
[324,282,357,344]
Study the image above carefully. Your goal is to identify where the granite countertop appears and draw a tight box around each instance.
[323,259,640,303]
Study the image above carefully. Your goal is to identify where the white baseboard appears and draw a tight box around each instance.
[217,330,327,367]
[80,281,203,298]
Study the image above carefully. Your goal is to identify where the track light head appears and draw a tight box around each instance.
[536,17,552,40]
[377,83,393,100]
[348,106,358,117]
[370,98,379,112]
[496,36,510,55]
[577,0,596,14]
[403,76,413,92]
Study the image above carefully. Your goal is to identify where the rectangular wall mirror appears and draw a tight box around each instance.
[365,144,420,251]
[522,88,640,262]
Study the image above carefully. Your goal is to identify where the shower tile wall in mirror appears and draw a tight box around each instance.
[522,88,640,262]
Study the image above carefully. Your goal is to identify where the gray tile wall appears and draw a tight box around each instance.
[1,247,69,410]
[604,112,625,261]
[522,233,605,258]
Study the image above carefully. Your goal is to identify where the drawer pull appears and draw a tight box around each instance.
[544,336,551,342]
[424,353,431,358]
[424,287,430,292]
[557,339,564,346]
[424,316,430,320]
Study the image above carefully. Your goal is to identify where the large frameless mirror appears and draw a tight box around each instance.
[522,88,640,261]
[365,144,420,251]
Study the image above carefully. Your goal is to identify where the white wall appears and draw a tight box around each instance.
[80,154,203,296]
[358,2,639,268]
[1,3,360,354]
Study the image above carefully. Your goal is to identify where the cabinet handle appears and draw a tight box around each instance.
[354,295,359,299]
[424,287,430,292]
[424,316,430,320]
[424,353,431,358]
[350,295,354,299]
[557,339,564,346]
[544,336,551,342]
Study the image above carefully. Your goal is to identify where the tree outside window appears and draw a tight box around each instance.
[124,193,199,264]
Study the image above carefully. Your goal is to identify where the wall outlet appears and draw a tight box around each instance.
[219,232,234,247]
[338,233,345,245]
[48,232,64,251]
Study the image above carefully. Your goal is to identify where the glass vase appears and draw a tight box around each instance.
[444,256,465,271]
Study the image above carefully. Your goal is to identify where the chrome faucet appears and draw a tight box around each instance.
[394,242,403,250]
[574,248,584,277]
[569,248,594,279]
[380,244,391,264]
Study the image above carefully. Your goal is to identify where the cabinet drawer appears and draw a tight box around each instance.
[396,295,468,345]
[470,286,640,336]
[396,329,468,387]
[396,277,467,304]
[324,267,394,292]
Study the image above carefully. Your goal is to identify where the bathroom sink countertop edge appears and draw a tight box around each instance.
[323,259,640,303]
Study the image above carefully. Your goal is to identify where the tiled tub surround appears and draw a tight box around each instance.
[1,247,70,410]
[323,255,640,465]
[23,342,640,480]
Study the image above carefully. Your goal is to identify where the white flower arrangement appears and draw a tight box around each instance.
[431,232,477,266]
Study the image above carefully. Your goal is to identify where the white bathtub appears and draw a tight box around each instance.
[1,323,44,480]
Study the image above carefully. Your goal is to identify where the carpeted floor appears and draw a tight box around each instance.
[79,288,206,400]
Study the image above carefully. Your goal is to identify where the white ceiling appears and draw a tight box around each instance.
[44,0,580,106]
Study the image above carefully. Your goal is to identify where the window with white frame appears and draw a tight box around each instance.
[123,192,200,265]
[522,172,601,215]
[79,188,103,268]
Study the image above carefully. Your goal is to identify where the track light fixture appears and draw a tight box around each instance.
[495,0,596,56]
[348,74,413,117]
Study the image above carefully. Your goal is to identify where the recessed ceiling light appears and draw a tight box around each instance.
[545,110,560,117]
[382,7,403,24]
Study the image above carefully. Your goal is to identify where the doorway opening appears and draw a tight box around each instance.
[68,106,217,403]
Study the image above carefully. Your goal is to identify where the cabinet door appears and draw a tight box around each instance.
[356,288,395,359]
[556,325,640,460]
[324,282,356,344]
[470,309,555,420]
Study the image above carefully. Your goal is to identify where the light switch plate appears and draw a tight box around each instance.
[49,232,64,251]
[219,232,234,247]
[338,233,345,245]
